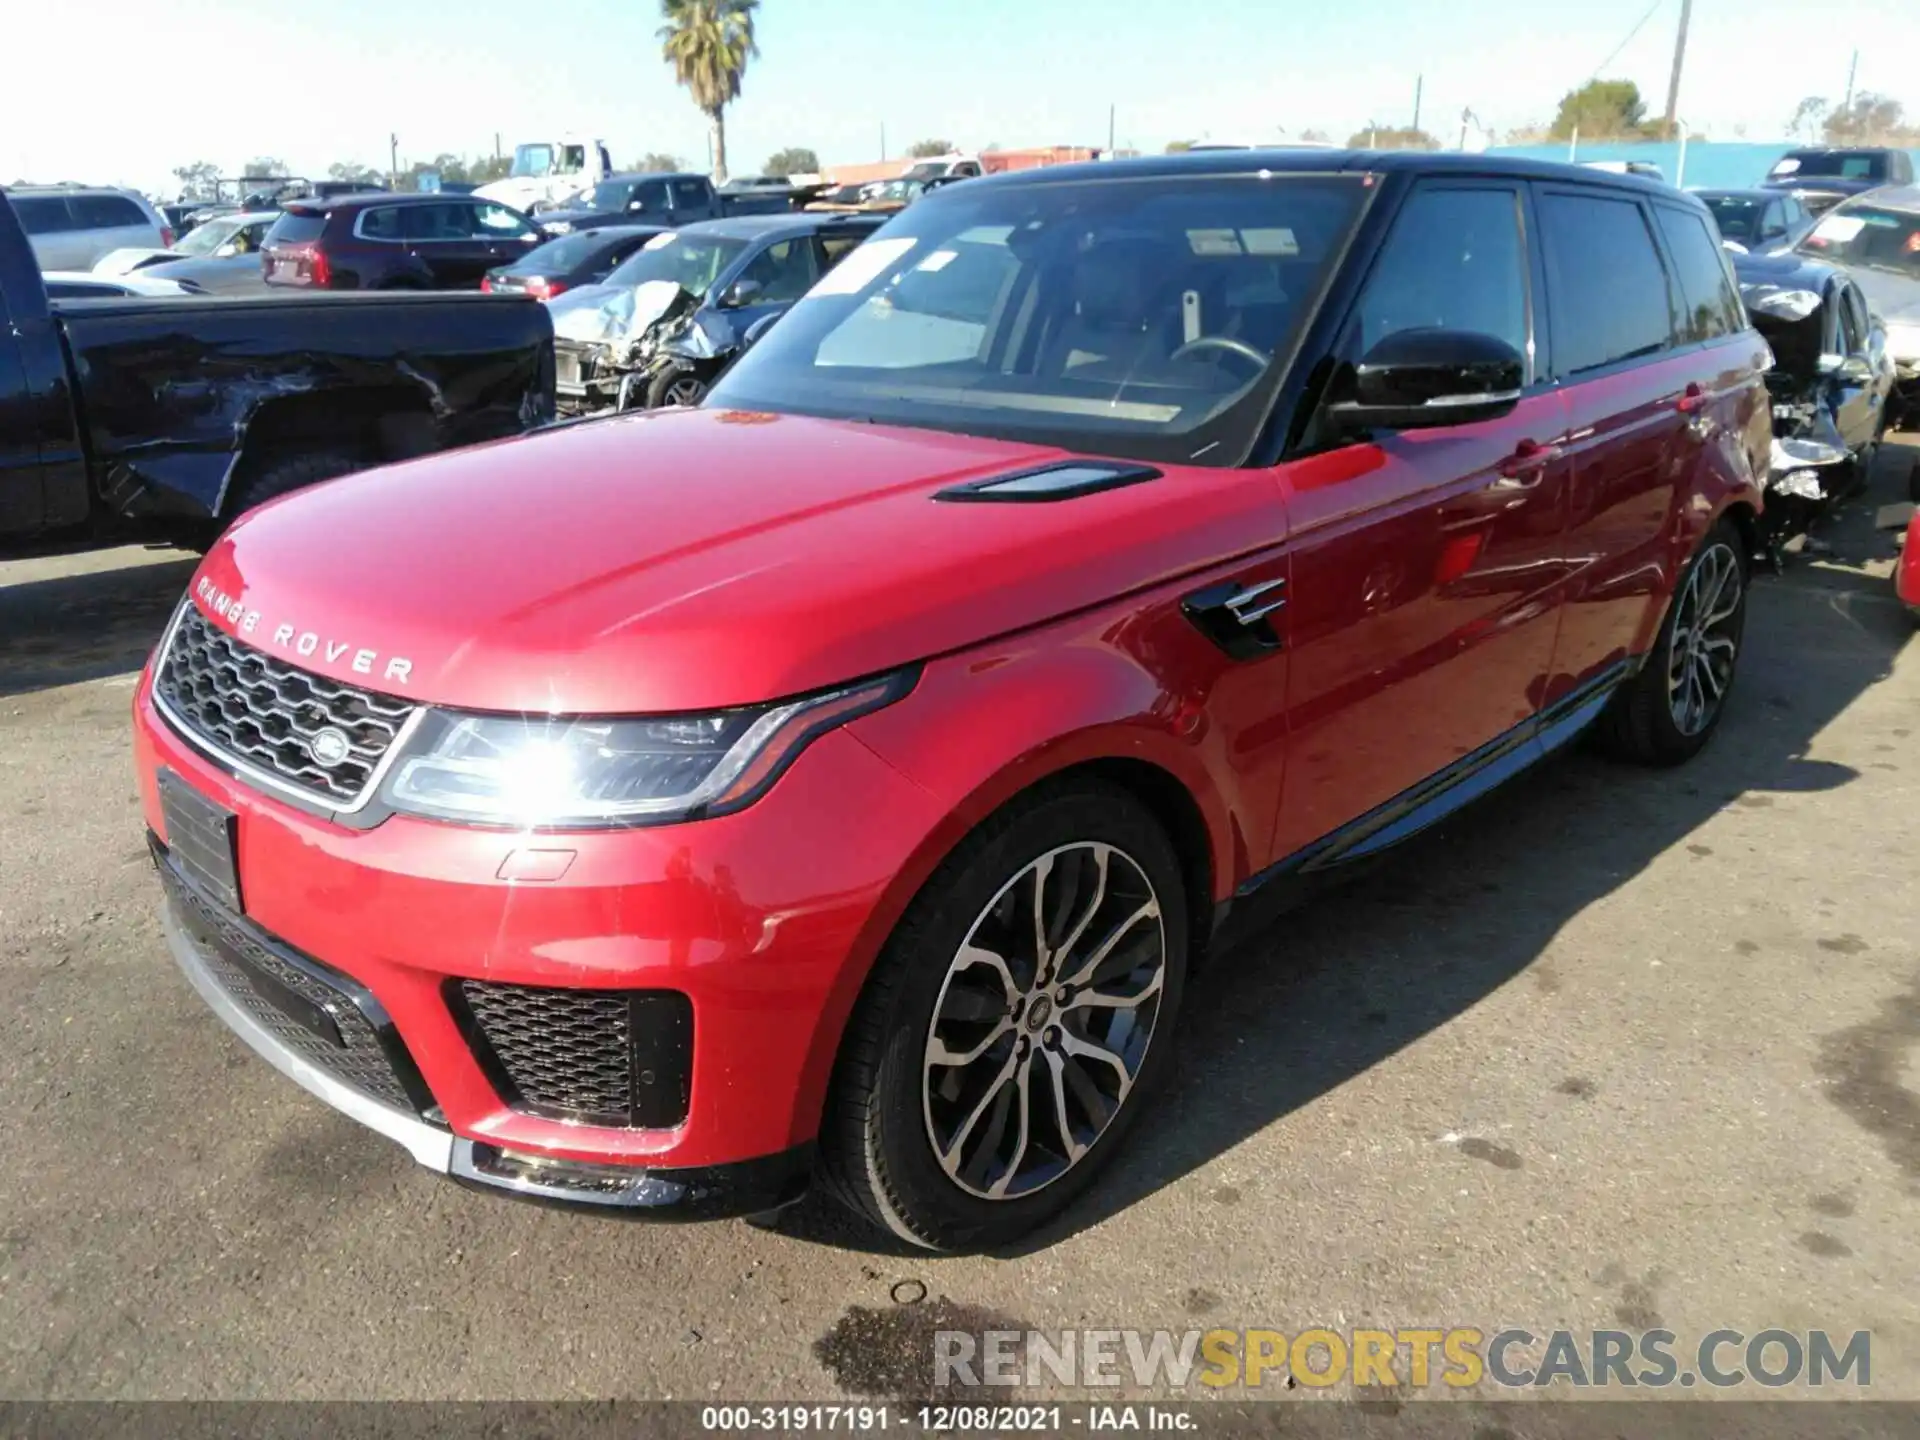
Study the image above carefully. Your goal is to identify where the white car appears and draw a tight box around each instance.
[40,271,194,299]
[93,211,277,276]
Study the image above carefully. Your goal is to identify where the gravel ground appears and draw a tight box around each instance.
[0,443,1915,1404]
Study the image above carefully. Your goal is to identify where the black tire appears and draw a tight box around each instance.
[819,779,1189,1251]
[1591,516,1749,765]
[226,450,362,519]
[646,365,708,409]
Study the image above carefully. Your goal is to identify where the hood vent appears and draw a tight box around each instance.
[934,460,1161,504]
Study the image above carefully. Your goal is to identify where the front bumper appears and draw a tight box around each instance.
[134,666,944,1210]
[155,836,815,1215]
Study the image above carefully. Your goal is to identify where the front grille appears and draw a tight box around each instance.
[154,606,414,806]
[450,981,693,1129]
[158,847,430,1115]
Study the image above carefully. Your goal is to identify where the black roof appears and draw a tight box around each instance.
[674,212,887,242]
[972,147,1696,200]
[595,170,711,186]
[284,191,486,212]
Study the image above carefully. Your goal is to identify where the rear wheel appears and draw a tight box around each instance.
[820,781,1188,1251]
[1592,517,1748,765]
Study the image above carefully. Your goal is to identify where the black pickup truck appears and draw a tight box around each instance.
[0,187,555,550]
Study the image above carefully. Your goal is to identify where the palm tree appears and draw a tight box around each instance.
[658,0,759,184]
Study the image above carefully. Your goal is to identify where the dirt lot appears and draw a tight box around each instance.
[0,446,1916,1403]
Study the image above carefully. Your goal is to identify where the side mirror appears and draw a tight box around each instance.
[719,277,764,309]
[1328,329,1525,432]
[627,200,647,213]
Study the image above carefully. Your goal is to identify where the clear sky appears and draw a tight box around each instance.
[8,0,1918,194]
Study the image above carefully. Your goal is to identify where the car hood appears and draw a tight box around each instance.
[475,177,555,210]
[93,247,172,276]
[192,409,1284,714]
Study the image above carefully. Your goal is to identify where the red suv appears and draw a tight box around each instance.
[261,193,545,290]
[136,152,1767,1250]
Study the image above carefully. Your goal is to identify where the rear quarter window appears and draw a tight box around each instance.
[70,194,150,229]
[1652,206,1745,342]
[1537,191,1674,375]
[12,196,77,234]
[266,210,329,245]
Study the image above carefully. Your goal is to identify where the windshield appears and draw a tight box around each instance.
[511,144,555,179]
[1772,151,1888,182]
[1702,196,1762,245]
[708,173,1370,465]
[603,230,747,296]
[175,216,247,256]
[1798,202,1920,276]
[590,180,639,210]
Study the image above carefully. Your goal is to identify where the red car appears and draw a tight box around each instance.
[1901,510,1920,619]
[135,152,1768,1250]
[261,192,545,290]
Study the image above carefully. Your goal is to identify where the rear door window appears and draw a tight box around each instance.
[11,196,77,234]
[71,194,149,230]
[401,203,476,241]
[671,178,710,212]
[1652,206,1744,343]
[1537,191,1674,375]
[473,203,536,239]
[1349,184,1531,369]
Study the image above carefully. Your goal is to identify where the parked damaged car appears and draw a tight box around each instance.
[0,188,556,550]
[1729,248,1893,561]
[549,214,881,414]
[1795,185,1920,426]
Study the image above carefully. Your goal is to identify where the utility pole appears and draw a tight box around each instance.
[1412,74,1423,135]
[389,132,399,189]
[880,123,887,161]
[1662,0,1692,140]
[494,132,502,162]
[1842,48,1857,113]
[1108,103,1116,155]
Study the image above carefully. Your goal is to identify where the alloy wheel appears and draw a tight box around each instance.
[922,842,1167,1201]
[663,377,705,407]
[1667,541,1743,737]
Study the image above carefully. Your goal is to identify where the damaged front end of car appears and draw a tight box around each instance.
[1739,277,1873,566]
[550,280,701,417]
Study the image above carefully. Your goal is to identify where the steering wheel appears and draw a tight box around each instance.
[1169,335,1271,371]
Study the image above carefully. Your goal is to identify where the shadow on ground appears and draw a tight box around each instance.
[771,439,1917,1256]
[0,547,196,698]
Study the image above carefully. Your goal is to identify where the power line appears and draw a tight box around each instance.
[1591,0,1665,78]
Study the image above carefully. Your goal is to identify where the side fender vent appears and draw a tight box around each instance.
[934,460,1162,504]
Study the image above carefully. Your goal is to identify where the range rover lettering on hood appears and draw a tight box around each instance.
[196,577,415,687]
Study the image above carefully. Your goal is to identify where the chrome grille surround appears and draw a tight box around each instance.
[152,604,420,809]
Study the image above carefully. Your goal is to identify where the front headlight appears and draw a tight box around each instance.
[381,672,913,827]
[1741,286,1822,322]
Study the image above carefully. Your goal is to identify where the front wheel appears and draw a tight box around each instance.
[820,781,1189,1251]
[1593,517,1749,765]
[646,364,708,409]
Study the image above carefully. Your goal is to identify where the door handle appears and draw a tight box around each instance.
[1675,382,1708,414]
[1494,439,1560,487]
